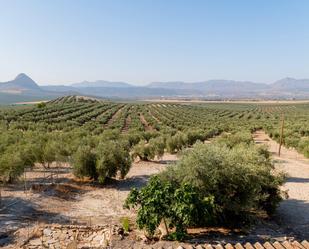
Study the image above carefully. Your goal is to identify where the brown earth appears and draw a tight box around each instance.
[139,113,154,131]
[0,154,177,247]
[2,133,309,248]
[253,131,309,237]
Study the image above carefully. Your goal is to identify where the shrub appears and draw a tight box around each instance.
[95,140,132,184]
[125,176,214,239]
[214,131,253,148]
[132,136,166,161]
[37,102,46,108]
[72,140,132,184]
[298,138,309,158]
[186,129,206,145]
[160,142,285,224]
[166,132,188,154]
[132,141,155,161]
[120,217,130,233]
[72,145,97,179]
[0,146,31,183]
[149,136,165,159]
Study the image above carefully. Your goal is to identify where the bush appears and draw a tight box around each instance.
[0,153,23,183]
[72,140,132,184]
[37,102,46,108]
[186,129,207,145]
[0,145,33,183]
[132,141,155,161]
[160,142,285,224]
[72,145,97,179]
[298,138,309,158]
[166,132,188,154]
[133,136,166,161]
[149,136,165,159]
[125,176,214,239]
[214,131,253,148]
[120,217,130,233]
[95,140,132,184]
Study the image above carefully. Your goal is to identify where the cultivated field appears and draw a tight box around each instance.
[0,96,308,248]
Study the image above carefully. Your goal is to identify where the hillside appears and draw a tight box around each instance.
[0,74,309,104]
[0,73,41,93]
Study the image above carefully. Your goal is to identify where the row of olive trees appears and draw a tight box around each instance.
[72,140,131,184]
[0,126,222,184]
[132,129,218,161]
[0,128,163,184]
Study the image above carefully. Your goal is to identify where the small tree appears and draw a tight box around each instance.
[149,136,165,159]
[161,142,285,224]
[0,147,28,183]
[95,140,131,184]
[132,136,166,161]
[166,132,188,154]
[72,145,97,179]
[125,176,214,239]
[37,102,46,108]
[132,141,155,161]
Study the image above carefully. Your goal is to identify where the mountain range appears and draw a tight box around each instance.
[0,73,309,104]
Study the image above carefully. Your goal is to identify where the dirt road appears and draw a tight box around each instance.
[253,131,309,237]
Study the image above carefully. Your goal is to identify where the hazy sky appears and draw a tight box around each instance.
[0,0,309,85]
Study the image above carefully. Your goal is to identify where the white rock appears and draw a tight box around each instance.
[43,228,52,236]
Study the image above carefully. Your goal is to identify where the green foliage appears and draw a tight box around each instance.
[120,217,130,233]
[96,140,132,183]
[37,102,47,108]
[298,138,309,158]
[72,145,97,179]
[215,132,253,148]
[133,136,166,161]
[166,132,188,154]
[125,176,214,238]
[149,136,165,159]
[161,142,285,224]
[186,129,207,145]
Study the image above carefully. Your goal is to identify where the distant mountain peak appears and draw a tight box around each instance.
[13,73,38,86]
[15,73,32,80]
[275,77,296,82]
[0,73,41,92]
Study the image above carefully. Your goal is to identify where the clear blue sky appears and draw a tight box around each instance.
[0,0,308,85]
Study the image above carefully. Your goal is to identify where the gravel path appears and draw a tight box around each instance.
[253,131,309,237]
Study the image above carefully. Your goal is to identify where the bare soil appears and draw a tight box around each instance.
[0,154,177,247]
[2,133,309,247]
[139,113,154,131]
[105,105,125,127]
[253,130,309,237]
[122,115,131,133]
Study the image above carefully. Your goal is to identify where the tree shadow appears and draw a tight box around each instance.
[286,177,309,183]
[155,159,177,165]
[275,198,309,239]
[0,196,73,247]
[100,174,152,191]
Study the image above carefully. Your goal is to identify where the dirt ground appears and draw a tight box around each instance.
[1,134,309,248]
[0,154,177,247]
[253,131,309,237]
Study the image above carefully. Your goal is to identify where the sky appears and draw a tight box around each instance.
[0,0,309,85]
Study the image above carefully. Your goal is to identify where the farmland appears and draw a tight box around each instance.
[1,96,308,156]
[0,96,309,248]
